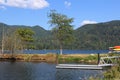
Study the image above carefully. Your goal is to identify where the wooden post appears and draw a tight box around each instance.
[56,53,59,65]
[97,53,100,65]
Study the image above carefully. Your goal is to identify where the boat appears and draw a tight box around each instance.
[109,46,120,53]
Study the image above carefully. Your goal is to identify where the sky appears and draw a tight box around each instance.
[0,0,120,30]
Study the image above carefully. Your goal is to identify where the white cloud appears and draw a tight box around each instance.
[0,0,49,9]
[81,20,97,26]
[64,1,71,7]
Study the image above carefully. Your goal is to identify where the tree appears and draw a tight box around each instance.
[48,10,74,54]
[15,28,35,50]
[3,27,17,54]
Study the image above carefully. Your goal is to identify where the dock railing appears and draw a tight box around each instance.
[99,56,120,65]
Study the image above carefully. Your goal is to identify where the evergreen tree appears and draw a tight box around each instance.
[48,10,74,54]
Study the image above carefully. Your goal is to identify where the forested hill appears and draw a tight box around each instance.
[0,23,51,39]
[74,20,120,49]
[0,20,120,50]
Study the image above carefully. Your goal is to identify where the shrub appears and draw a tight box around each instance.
[104,59,120,80]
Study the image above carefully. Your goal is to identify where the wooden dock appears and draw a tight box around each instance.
[56,55,120,70]
[56,64,113,70]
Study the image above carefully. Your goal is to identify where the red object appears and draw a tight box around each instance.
[114,46,120,49]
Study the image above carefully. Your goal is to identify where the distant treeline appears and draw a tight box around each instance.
[0,20,120,50]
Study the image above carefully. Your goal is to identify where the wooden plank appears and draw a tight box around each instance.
[56,64,103,70]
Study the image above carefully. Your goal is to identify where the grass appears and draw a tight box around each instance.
[58,54,98,64]
[0,53,111,64]
[104,63,120,80]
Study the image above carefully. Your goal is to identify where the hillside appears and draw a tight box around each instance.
[0,20,120,50]
[74,20,120,49]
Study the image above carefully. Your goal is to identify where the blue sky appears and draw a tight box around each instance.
[0,0,120,30]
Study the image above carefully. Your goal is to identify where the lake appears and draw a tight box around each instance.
[23,50,109,54]
[0,62,103,80]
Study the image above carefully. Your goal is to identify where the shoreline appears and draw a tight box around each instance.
[0,54,56,62]
[0,53,106,64]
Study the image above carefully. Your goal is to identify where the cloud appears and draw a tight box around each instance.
[0,0,49,9]
[81,20,97,26]
[0,5,6,9]
[64,1,71,7]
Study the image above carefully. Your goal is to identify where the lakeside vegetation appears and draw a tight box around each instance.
[0,53,57,62]
[0,53,108,63]
[0,53,99,63]
[58,54,98,64]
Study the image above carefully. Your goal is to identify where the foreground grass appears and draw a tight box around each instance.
[89,53,120,80]
[89,65,120,80]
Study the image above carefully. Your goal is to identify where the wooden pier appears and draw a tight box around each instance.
[56,55,119,70]
[56,64,113,70]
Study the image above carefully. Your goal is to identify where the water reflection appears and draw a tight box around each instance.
[56,69,103,80]
[0,62,103,80]
[0,62,56,80]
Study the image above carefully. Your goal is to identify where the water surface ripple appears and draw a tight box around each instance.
[0,62,103,80]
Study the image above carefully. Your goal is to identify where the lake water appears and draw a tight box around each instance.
[23,50,109,54]
[0,62,103,80]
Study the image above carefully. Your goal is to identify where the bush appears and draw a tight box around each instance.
[104,60,120,80]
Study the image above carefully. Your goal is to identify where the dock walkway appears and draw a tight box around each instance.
[56,56,119,70]
[56,64,113,70]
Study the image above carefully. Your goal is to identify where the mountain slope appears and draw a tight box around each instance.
[74,20,120,49]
